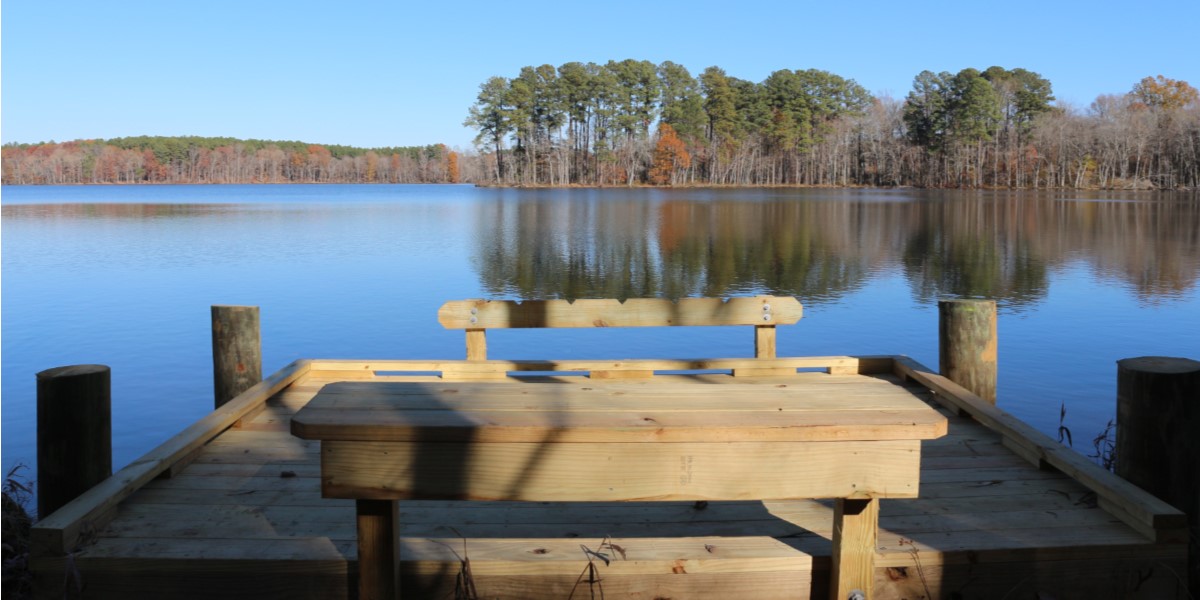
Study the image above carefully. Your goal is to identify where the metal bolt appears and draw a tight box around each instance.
[469,316,478,324]
[762,304,771,311]
[763,314,772,321]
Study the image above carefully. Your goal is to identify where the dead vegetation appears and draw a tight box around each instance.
[2,465,34,600]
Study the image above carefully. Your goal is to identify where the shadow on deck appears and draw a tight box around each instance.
[29,358,1188,599]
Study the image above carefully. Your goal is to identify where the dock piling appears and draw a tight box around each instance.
[1115,356,1200,589]
[36,364,112,519]
[211,305,262,409]
[938,298,997,404]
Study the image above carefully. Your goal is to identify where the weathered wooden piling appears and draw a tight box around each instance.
[1115,356,1200,588]
[211,305,262,409]
[938,298,997,403]
[36,364,111,519]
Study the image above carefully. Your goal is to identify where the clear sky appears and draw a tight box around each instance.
[3,0,1198,150]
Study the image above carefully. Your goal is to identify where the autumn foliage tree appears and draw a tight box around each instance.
[447,149,460,183]
[0,137,460,185]
[649,123,691,185]
[1130,75,1199,110]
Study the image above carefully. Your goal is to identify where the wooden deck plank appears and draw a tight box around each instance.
[894,357,1187,536]
[29,359,312,556]
[40,362,1188,600]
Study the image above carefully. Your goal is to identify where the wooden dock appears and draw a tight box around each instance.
[27,298,1189,599]
[28,358,1187,599]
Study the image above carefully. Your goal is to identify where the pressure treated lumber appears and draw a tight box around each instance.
[294,372,944,599]
[465,328,487,360]
[30,359,311,557]
[212,305,263,409]
[937,299,997,403]
[356,499,398,600]
[438,296,802,329]
[292,380,948,443]
[27,358,1192,600]
[37,364,112,519]
[755,325,777,358]
[319,439,923,501]
[1115,355,1200,588]
[830,498,878,600]
[306,355,895,376]
[892,355,1187,541]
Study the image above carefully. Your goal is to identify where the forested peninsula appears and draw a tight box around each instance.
[464,62,1200,189]
[1,137,461,185]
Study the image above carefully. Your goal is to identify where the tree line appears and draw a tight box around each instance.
[1,136,463,185]
[464,61,1200,189]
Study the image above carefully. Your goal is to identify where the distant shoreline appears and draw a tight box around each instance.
[3,181,1192,192]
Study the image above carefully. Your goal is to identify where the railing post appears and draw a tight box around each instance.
[36,364,112,519]
[211,305,262,409]
[937,298,997,404]
[1116,356,1200,589]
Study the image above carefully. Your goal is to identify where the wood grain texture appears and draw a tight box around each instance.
[292,380,947,443]
[892,355,1187,539]
[319,439,923,501]
[30,359,311,557]
[831,498,879,600]
[755,325,777,358]
[937,299,997,404]
[34,356,1191,598]
[438,296,802,329]
[356,499,397,600]
[36,364,112,519]
[308,355,896,375]
[465,328,487,361]
[212,305,263,409]
[1115,356,1200,583]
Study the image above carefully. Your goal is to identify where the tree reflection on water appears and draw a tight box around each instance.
[472,190,1200,306]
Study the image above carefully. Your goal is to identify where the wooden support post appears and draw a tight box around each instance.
[465,328,487,361]
[754,324,776,358]
[36,364,112,519]
[1115,356,1200,589]
[211,305,262,409]
[356,499,398,600]
[830,497,878,600]
[937,298,997,404]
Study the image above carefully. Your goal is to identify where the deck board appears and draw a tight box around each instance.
[34,369,1188,599]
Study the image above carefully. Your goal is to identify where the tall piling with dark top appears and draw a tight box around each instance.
[1115,356,1200,589]
[938,298,998,404]
[36,364,112,519]
[211,305,262,409]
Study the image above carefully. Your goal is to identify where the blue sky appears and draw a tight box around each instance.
[3,0,1198,150]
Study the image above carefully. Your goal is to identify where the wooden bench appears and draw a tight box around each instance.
[291,297,947,600]
[438,296,806,377]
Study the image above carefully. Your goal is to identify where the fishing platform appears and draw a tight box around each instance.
[28,297,1189,599]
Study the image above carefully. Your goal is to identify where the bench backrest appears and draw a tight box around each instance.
[438,296,802,361]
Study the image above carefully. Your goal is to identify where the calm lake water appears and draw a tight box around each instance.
[3,184,1198,495]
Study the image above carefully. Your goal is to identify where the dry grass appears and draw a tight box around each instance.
[2,465,34,600]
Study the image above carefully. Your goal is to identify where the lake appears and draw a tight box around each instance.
[3,184,1198,494]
